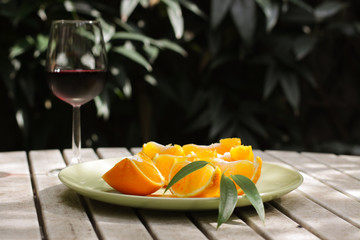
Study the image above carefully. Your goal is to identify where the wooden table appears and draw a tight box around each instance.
[1,148,360,240]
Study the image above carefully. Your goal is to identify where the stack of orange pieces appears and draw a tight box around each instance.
[102,138,262,198]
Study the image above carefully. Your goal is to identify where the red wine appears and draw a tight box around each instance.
[47,70,106,106]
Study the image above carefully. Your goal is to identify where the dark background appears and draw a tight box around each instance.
[1,0,360,154]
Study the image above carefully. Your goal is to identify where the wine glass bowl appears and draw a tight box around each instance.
[46,20,107,166]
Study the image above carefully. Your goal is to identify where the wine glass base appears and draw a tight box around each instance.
[47,168,63,176]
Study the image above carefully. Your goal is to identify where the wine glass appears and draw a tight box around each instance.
[46,20,107,167]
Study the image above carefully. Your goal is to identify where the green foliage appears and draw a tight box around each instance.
[1,0,360,154]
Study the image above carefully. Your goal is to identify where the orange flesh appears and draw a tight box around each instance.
[103,138,262,198]
[169,161,218,197]
[102,153,164,196]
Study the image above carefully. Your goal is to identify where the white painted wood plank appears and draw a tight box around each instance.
[261,151,360,239]
[266,150,360,202]
[191,211,263,240]
[255,150,360,229]
[236,204,319,240]
[29,150,98,240]
[338,154,360,165]
[272,191,360,240]
[0,151,41,239]
[139,210,208,240]
[302,152,360,181]
[63,148,101,163]
[94,148,153,240]
[299,173,360,228]
[0,151,31,174]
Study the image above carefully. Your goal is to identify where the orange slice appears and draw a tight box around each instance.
[153,154,187,185]
[213,138,242,154]
[102,152,165,196]
[142,141,185,159]
[229,145,254,162]
[183,138,242,156]
[210,156,262,195]
[252,156,263,184]
[169,160,221,198]
[182,144,215,156]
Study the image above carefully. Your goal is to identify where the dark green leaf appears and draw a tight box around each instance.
[179,0,207,19]
[121,0,140,22]
[210,0,233,29]
[280,72,300,111]
[35,34,48,53]
[113,32,153,43]
[114,18,138,32]
[217,174,238,229]
[240,114,269,139]
[9,36,35,59]
[165,161,210,193]
[99,18,116,43]
[94,95,110,120]
[112,46,152,71]
[143,44,159,63]
[156,39,187,56]
[288,0,313,12]
[162,0,184,39]
[293,35,317,60]
[230,0,256,46]
[112,32,187,56]
[255,0,272,19]
[314,1,347,21]
[295,66,317,88]
[266,2,280,32]
[255,0,279,32]
[139,0,149,8]
[263,64,280,99]
[209,113,231,139]
[231,175,265,223]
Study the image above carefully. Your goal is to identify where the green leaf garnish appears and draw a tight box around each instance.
[164,161,266,229]
[231,174,265,223]
[164,160,210,193]
[217,174,238,229]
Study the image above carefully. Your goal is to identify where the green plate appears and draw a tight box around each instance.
[58,158,303,210]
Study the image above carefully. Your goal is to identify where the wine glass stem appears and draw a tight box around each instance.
[72,105,81,164]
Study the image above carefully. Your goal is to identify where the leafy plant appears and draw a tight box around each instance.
[1,0,360,154]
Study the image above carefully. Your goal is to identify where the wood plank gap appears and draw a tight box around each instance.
[301,152,360,181]
[79,195,104,240]
[268,199,325,240]
[185,212,216,240]
[234,205,272,240]
[62,149,104,240]
[257,150,360,229]
[257,150,360,228]
[235,203,320,240]
[26,152,47,240]
[265,150,360,203]
[134,209,158,240]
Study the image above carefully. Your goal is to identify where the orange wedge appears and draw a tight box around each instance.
[142,141,185,159]
[229,145,254,162]
[183,138,242,156]
[213,138,242,154]
[252,156,263,184]
[168,160,221,198]
[102,152,165,196]
[153,154,187,185]
[210,156,262,195]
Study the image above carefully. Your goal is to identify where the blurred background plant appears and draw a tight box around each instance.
[1,0,360,154]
